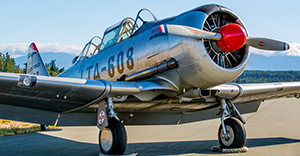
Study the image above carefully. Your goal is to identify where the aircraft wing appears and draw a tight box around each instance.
[113,82,300,125]
[1,71,300,126]
[0,72,178,125]
[210,82,300,102]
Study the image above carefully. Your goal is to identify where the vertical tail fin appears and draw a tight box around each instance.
[27,43,49,76]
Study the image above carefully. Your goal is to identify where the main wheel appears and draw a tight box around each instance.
[218,117,246,148]
[99,118,127,155]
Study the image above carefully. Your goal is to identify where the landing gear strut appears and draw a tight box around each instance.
[98,98,127,155]
[217,99,246,148]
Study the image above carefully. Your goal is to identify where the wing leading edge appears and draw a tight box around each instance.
[0,72,178,112]
[210,82,300,103]
[0,72,178,124]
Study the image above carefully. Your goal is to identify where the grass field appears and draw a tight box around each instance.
[0,119,41,137]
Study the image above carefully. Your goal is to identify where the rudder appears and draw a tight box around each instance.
[27,43,49,76]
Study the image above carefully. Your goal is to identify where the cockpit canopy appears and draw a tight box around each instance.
[73,8,157,64]
[99,8,157,51]
[99,17,135,51]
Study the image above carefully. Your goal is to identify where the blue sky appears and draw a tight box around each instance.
[0,0,299,57]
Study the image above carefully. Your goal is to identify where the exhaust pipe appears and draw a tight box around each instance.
[124,58,178,81]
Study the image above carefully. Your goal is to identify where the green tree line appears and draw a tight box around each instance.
[234,70,300,83]
[0,52,64,76]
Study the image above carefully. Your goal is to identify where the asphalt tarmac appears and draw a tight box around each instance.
[0,98,299,156]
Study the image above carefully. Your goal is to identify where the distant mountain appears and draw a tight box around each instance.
[246,54,300,71]
[14,52,76,69]
[13,52,300,71]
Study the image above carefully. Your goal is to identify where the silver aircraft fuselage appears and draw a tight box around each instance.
[59,5,250,92]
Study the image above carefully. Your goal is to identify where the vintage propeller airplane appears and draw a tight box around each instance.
[0,4,299,155]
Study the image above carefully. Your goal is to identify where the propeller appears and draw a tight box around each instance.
[158,24,290,52]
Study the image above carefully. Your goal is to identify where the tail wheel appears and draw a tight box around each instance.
[218,117,246,148]
[203,12,248,69]
[40,124,49,131]
[99,118,127,155]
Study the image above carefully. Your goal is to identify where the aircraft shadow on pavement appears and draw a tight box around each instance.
[245,137,300,148]
[126,137,300,155]
[0,133,299,156]
[0,133,100,156]
[46,128,63,132]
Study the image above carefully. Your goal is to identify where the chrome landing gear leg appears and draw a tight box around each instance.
[220,99,230,137]
[99,98,127,155]
[217,99,246,149]
[107,97,119,120]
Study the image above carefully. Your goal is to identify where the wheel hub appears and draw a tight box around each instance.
[100,128,113,152]
[223,132,231,140]
[220,125,234,146]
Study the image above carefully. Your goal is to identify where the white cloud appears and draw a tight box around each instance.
[250,47,277,57]
[0,43,83,58]
[250,43,300,57]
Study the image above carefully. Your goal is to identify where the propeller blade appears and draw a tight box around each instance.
[246,37,290,51]
[159,24,221,40]
[159,24,290,52]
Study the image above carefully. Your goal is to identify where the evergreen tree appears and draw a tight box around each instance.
[58,67,65,74]
[0,53,4,72]
[261,77,267,83]
[49,60,58,73]
[15,65,22,73]
[233,70,300,83]
[45,59,64,76]
[23,62,27,73]
[235,78,242,84]
[3,53,15,73]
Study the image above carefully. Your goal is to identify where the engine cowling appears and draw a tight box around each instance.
[203,9,249,69]
[174,4,250,88]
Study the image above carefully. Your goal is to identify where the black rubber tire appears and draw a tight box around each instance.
[99,118,127,155]
[40,124,49,131]
[218,117,246,148]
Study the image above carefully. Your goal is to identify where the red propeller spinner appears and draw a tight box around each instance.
[216,23,247,53]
